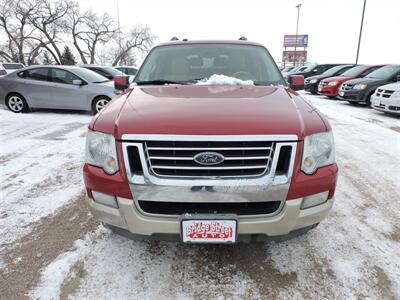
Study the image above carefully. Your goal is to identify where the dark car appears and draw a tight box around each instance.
[81,65,124,80]
[115,66,138,76]
[287,63,342,80]
[339,65,400,106]
[304,64,355,94]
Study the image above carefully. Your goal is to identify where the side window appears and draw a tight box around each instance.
[92,68,111,78]
[26,68,50,81]
[127,68,137,75]
[336,66,352,75]
[51,69,79,84]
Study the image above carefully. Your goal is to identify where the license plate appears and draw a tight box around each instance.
[374,99,380,105]
[181,218,237,243]
[339,91,344,97]
[318,87,322,92]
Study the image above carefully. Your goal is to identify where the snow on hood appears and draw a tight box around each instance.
[195,74,254,86]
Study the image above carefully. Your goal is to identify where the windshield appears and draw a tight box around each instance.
[102,67,124,76]
[366,65,400,79]
[3,63,24,70]
[322,65,345,76]
[71,67,110,83]
[341,65,369,77]
[135,43,284,85]
[303,64,318,72]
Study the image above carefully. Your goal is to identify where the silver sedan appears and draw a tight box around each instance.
[0,65,118,114]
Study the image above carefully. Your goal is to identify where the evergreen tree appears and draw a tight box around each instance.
[61,46,76,65]
[43,51,53,65]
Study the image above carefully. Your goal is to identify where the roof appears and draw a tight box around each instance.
[156,39,264,47]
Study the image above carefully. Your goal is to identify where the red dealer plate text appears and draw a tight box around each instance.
[182,220,237,243]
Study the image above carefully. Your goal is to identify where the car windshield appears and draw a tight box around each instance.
[366,65,400,79]
[135,43,284,85]
[303,64,318,72]
[322,65,345,76]
[3,63,24,70]
[341,65,368,77]
[71,67,110,83]
[102,67,124,76]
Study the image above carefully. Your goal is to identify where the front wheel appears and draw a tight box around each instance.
[92,96,111,114]
[6,93,30,113]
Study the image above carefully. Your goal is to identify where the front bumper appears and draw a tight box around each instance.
[340,89,367,102]
[318,85,339,97]
[304,83,318,93]
[371,95,400,115]
[85,194,334,239]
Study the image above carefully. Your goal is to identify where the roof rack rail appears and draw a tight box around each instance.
[170,37,179,41]
[238,36,247,41]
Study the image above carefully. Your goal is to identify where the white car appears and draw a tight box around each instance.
[371,82,400,116]
[0,62,25,76]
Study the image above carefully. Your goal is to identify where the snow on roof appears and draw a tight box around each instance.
[195,74,254,86]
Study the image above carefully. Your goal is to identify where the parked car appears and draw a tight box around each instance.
[338,65,400,106]
[282,65,307,77]
[318,65,384,98]
[304,64,355,94]
[0,62,25,76]
[83,39,338,244]
[288,63,342,80]
[81,65,125,80]
[115,66,138,76]
[280,66,295,73]
[371,82,400,115]
[0,66,117,114]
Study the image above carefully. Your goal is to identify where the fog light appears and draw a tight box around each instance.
[301,191,329,209]
[92,191,118,208]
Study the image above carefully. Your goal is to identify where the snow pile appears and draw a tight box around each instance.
[196,74,254,86]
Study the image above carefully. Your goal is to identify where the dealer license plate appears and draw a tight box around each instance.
[318,87,322,92]
[339,91,344,97]
[374,99,380,106]
[181,219,237,243]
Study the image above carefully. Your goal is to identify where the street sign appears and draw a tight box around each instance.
[283,35,309,47]
[282,50,307,63]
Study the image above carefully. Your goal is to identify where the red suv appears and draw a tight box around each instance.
[83,40,338,244]
[318,65,384,98]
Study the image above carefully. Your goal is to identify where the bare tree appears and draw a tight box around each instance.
[28,0,76,64]
[111,24,154,66]
[0,0,38,64]
[68,10,117,64]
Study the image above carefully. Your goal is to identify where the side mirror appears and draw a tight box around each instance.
[288,75,304,91]
[114,75,130,91]
[72,79,83,85]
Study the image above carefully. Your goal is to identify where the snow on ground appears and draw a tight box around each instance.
[1,93,400,299]
[0,108,91,246]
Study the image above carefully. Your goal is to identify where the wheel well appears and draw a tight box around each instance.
[91,95,111,109]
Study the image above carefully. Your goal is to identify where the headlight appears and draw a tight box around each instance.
[309,79,318,84]
[301,131,336,175]
[85,130,119,174]
[328,81,337,86]
[353,84,367,90]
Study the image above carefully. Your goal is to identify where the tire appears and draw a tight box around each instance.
[6,93,30,113]
[92,96,111,114]
[348,101,359,105]
[365,94,373,108]
[328,96,336,99]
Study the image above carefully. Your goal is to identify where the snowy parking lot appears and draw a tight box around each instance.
[1,92,399,299]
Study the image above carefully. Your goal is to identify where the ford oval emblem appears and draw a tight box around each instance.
[194,152,225,166]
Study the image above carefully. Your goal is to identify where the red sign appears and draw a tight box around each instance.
[282,50,307,62]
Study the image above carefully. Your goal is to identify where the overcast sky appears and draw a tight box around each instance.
[79,0,400,64]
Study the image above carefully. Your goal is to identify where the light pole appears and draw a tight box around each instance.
[356,0,367,64]
[294,3,302,66]
[116,0,121,45]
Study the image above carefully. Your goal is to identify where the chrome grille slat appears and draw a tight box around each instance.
[144,140,275,178]
[151,165,268,170]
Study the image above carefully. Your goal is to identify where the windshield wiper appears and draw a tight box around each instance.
[135,79,187,85]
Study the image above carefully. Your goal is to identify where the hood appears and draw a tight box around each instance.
[322,76,353,83]
[93,85,328,140]
[343,77,388,86]
[376,82,400,91]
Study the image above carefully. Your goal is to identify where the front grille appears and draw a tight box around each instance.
[389,106,400,111]
[144,141,274,178]
[340,83,353,91]
[375,89,395,98]
[138,200,281,216]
